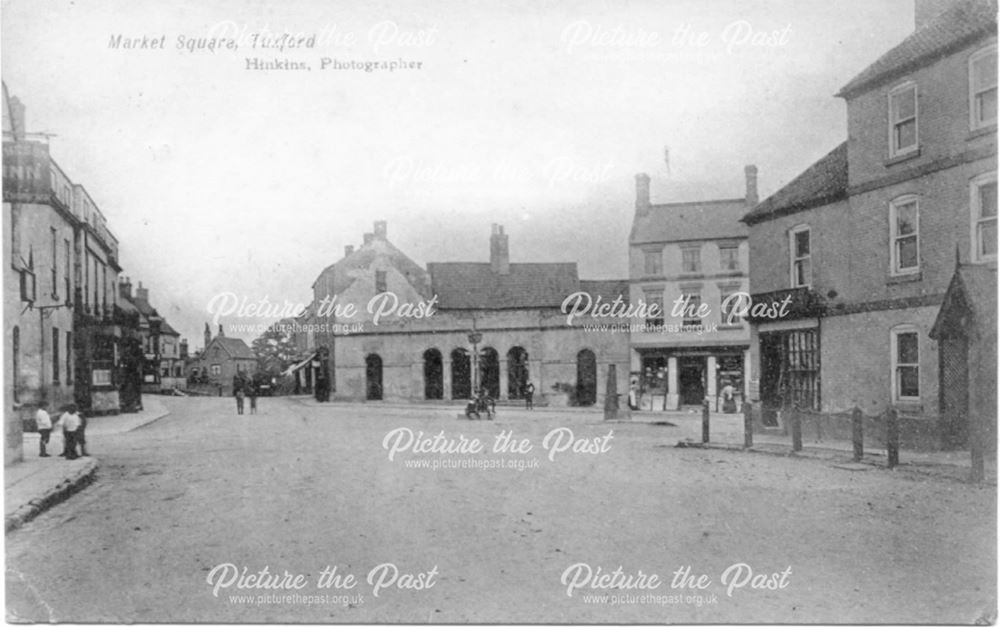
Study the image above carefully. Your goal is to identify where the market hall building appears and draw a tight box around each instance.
[298,222,631,407]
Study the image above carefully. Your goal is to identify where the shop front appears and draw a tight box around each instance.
[635,346,749,411]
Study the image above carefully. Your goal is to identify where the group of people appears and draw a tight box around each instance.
[233,375,259,415]
[33,402,88,459]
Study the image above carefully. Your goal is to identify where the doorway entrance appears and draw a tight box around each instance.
[678,356,705,406]
[365,354,383,400]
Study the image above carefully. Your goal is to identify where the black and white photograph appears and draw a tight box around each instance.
[2,0,997,623]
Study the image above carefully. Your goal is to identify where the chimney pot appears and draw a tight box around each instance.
[744,164,759,207]
[363,232,374,245]
[345,244,354,257]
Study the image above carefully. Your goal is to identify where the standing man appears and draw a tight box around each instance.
[247,377,258,415]
[35,402,52,457]
[524,381,535,411]
[234,380,246,415]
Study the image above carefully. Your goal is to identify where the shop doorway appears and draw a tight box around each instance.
[678,356,705,406]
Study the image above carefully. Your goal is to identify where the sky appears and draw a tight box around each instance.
[2,0,914,347]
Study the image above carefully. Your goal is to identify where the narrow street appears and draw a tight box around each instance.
[5,396,996,623]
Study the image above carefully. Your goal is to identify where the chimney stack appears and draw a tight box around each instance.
[744,165,758,207]
[135,281,148,303]
[362,232,374,245]
[635,173,651,215]
[373,220,387,240]
[204,322,211,349]
[490,224,510,275]
[344,244,354,257]
[8,96,25,141]
[218,324,225,337]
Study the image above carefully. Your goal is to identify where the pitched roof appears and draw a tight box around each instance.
[579,279,630,304]
[312,238,430,297]
[630,198,749,245]
[131,297,159,318]
[837,0,998,98]
[208,336,255,360]
[159,319,180,336]
[930,264,998,338]
[742,143,849,225]
[428,262,579,309]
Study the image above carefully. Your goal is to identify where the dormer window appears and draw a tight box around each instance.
[888,82,918,157]
[970,45,997,131]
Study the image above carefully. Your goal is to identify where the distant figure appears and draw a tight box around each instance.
[77,412,89,457]
[524,381,535,410]
[721,383,737,414]
[628,383,639,411]
[60,404,82,460]
[35,402,52,457]
[234,381,246,415]
[248,379,258,415]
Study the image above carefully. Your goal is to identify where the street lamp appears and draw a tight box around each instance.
[468,331,482,395]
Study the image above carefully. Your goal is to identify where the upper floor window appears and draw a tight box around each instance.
[888,82,918,157]
[789,225,811,288]
[681,247,701,274]
[644,291,664,328]
[375,270,387,294]
[891,326,920,402]
[972,172,997,262]
[970,45,997,130]
[681,290,702,326]
[890,196,920,275]
[719,285,743,326]
[50,228,58,298]
[643,249,663,276]
[719,245,739,271]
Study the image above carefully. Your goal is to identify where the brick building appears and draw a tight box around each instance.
[744,0,996,449]
[187,325,257,395]
[298,221,630,406]
[628,167,756,411]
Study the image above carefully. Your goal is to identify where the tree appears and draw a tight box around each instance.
[251,318,301,373]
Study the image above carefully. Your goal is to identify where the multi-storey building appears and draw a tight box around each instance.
[628,167,757,411]
[3,83,143,463]
[744,0,996,450]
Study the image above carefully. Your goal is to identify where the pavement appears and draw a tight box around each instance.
[4,396,171,533]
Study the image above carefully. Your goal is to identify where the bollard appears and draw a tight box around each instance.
[702,399,710,444]
[743,401,753,448]
[971,442,985,483]
[886,407,899,469]
[851,407,863,462]
[790,405,802,452]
